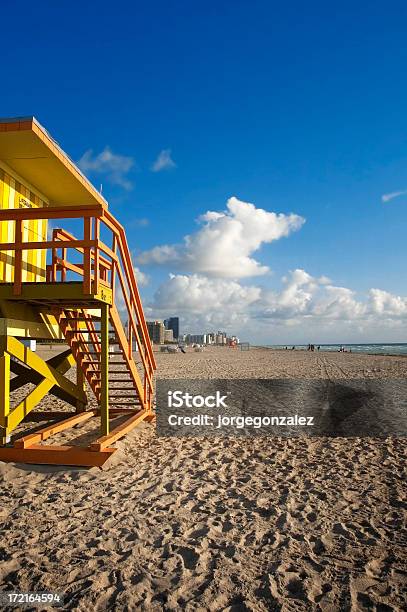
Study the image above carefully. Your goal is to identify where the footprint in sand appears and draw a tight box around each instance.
[185,525,210,540]
[176,546,200,570]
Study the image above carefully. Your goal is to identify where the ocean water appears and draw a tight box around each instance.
[268,343,407,356]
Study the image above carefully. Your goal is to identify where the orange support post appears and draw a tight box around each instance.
[93,217,100,294]
[13,219,23,295]
[83,217,92,294]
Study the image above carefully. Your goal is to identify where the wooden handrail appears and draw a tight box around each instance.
[103,209,156,369]
[0,204,104,220]
[0,239,94,251]
[114,259,153,390]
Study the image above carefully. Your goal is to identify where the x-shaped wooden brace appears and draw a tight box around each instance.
[0,337,87,441]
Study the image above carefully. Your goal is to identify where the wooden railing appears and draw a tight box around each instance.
[0,204,156,405]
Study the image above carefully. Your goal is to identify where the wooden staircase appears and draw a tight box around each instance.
[56,305,145,412]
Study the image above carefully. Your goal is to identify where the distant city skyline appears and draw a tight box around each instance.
[146,318,239,346]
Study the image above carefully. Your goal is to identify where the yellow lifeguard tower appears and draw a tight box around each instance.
[0,117,156,466]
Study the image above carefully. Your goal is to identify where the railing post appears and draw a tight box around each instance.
[61,247,67,282]
[13,219,23,295]
[111,235,117,297]
[100,303,110,436]
[149,364,153,411]
[93,217,100,295]
[83,217,92,294]
[129,297,134,359]
[51,228,57,282]
[0,340,10,444]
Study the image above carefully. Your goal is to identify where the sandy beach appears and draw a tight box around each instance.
[156,345,407,380]
[0,346,406,610]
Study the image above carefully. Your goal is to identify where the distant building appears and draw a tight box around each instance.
[164,317,179,340]
[182,330,238,346]
[147,320,165,344]
[215,331,227,345]
[164,329,174,343]
[185,333,207,345]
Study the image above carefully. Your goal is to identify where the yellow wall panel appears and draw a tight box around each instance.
[0,168,48,283]
[0,169,4,282]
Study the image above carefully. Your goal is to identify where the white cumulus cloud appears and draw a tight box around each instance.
[149,273,261,330]
[137,195,407,341]
[134,266,149,287]
[138,196,305,278]
[78,147,135,190]
[368,288,407,316]
[147,268,407,339]
[139,245,181,265]
[311,285,366,320]
[151,149,176,172]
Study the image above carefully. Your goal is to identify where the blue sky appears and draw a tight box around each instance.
[2,1,407,342]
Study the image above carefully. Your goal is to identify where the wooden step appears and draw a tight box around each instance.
[109,400,141,405]
[109,393,137,398]
[77,340,118,344]
[109,386,136,390]
[61,315,102,321]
